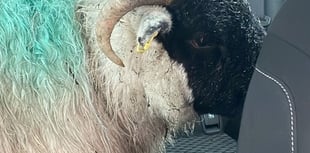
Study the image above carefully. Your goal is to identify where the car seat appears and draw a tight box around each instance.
[238,0,310,152]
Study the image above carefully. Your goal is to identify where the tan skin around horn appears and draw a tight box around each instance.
[96,0,172,67]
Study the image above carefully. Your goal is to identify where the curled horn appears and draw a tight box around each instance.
[96,0,172,67]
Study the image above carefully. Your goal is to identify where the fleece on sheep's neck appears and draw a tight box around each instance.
[78,2,197,152]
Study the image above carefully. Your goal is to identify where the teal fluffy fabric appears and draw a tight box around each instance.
[0,0,88,96]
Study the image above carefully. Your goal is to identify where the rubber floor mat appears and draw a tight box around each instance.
[166,133,237,153]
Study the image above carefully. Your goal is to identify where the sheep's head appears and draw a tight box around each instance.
[96,0,265,122]
[160,0,266,116]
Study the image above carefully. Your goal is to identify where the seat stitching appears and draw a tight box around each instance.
[255,67,295,153]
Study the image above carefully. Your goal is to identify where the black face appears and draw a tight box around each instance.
[158,0,265,117]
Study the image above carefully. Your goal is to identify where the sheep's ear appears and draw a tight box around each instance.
[136,31,159,53]
[135,7,172,53]
[96,0,172,67]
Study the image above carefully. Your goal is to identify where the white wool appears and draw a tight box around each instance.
[77,0,197,152]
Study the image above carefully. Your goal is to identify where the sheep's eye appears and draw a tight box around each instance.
[189,32,215,49]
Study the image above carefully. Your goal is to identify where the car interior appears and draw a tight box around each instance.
[166,0,310,152]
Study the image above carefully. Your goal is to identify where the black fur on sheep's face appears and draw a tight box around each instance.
[158,0,265,116]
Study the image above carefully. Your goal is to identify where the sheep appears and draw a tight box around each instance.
[0,0,265,153]
[79,0,265,142]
